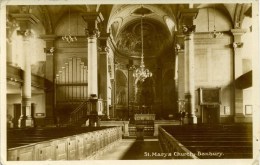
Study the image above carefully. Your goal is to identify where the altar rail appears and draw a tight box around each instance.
[158,127,198,159]
[7,127,122,160]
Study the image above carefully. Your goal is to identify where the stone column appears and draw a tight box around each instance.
[178,9,198,124]
[82,13,103,98]
[40,34,56,125]
[175,34,185,113]
[18,29,34,127]
[12,11,39,127]
[98,33,110,117]
[231,29,246,122]
[82,12,104,126]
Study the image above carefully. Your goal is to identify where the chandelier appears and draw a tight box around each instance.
[208,6,223,38]
[133,13,152,82]
[62,7,77,43]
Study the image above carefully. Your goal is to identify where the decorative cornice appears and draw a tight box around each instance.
[11,13,39,25]
[39,34,57,41]
[178,9,199,21]
[81,12,104,23]
[231,28,247,36]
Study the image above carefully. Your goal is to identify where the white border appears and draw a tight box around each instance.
[0,1,259,165]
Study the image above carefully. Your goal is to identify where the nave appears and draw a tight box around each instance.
[7,123,253,160]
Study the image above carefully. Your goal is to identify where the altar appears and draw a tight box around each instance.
[134,114,155,121]
[134,114,155,140]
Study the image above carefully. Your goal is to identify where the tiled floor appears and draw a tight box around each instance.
[96,138,169,160]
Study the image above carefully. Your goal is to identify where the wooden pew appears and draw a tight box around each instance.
[7,127,122,160]
[159,124,252,159]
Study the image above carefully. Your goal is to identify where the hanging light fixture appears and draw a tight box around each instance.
[62,7,77,43]
[208,5,223,38]
[133,11,152,82]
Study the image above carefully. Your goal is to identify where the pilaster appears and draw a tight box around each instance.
[231,29,247,122]
[178,9,198,124]
[12,8,39,127]
[98,33,110,117]
[41,34,57,125]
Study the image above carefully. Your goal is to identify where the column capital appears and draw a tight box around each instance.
[85,28,100,38]
[17,29,33,41]
[81,12,104,38]
[182,25,196,35]
[98,33,111,53]
[231,28,247,48]
[175,44,184,53]
[44,47,55,56]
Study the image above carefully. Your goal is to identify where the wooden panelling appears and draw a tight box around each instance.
[8,145,35,161]
[35,141,55,160]
[67,136,77,160]
[83,133,92,157]
[54,138,68,160]
[76,134,84,160]
[7,127,122,161]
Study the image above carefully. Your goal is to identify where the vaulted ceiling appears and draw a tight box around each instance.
[6,3,252,59]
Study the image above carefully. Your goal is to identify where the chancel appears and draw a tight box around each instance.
[2,1,258,162]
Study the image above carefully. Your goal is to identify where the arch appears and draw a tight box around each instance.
[38,5,53,34]
[107,4,177,37]
[115,70,127,105]
[55,11,86,36]
[162,69,177,119]
[194,7,233,32]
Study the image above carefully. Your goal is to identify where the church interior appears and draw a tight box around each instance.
[1,1,259,162]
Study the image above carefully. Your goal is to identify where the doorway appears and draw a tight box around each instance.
[202,105,220,124]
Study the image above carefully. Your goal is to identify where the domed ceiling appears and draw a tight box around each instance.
[115,18,170,58]
[109,5,174,59]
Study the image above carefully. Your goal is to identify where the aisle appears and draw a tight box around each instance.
[97,139,168,160]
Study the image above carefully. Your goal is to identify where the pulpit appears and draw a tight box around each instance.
[87,96,103,127]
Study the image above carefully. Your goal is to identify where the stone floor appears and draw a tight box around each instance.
[96,138,169,160]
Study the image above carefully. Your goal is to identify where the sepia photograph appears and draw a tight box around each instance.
[0,0,259,165]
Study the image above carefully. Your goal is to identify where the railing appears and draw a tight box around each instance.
[69,100,90,126]
[7,65,53,90]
